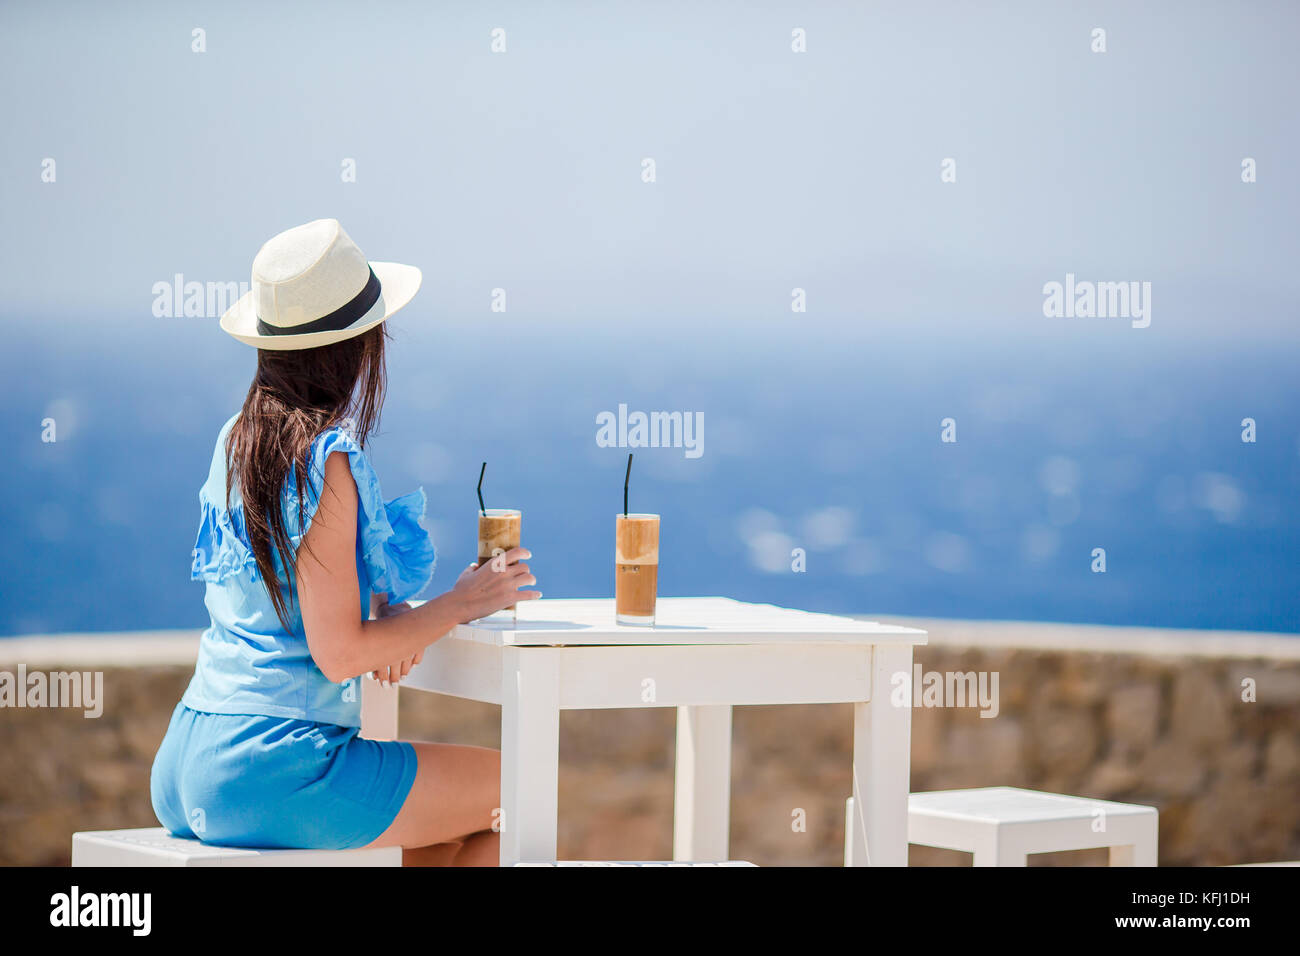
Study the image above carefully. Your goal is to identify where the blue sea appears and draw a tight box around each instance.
[3,314,1297,636]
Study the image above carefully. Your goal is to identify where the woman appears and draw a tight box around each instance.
[150,218,540,865]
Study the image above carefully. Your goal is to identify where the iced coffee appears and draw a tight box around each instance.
[478,508,521,621]
[616,513,659,625]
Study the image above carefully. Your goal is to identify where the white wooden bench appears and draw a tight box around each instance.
[71,827,400,867]
[846,787,1158,866]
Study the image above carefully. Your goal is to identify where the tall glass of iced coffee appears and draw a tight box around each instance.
[478,508,521,623]
[616,513,659,626]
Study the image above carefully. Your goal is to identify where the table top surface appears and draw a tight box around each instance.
[909,787,1158,822]
[419,596,927,647]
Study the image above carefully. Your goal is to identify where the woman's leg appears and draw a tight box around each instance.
[450,829,500,866]
[402,842,464,866]
[364,741,501,853]
[402,831,498,867]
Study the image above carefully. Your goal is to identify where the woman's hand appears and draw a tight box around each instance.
[369,601,419,684]
[449,546,541,623]
[371,646,423,686]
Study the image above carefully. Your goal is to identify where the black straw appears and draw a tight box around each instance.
[623,453,633,517]
[477,462,487,516]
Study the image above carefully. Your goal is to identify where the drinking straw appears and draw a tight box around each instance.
[477,462,487,516]
[623,453,633,517]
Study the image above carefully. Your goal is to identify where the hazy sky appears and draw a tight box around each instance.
[2,0,1297,342]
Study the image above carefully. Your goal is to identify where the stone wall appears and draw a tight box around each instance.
[2,620,1298,866]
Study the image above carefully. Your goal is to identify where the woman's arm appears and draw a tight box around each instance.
[369,592,393,620]
[297,451,540,683]
[368,598,418,685]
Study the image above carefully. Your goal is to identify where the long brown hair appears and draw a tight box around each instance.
[225,324,388,630]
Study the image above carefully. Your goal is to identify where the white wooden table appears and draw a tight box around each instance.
[360,596,927,866]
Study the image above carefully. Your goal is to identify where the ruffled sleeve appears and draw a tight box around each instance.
[191,489,259,583]
[289,427,437,605]
[190,423,437,605]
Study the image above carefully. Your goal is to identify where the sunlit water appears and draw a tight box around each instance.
[3,317,1297,636]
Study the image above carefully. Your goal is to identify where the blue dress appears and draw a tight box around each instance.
[150,412,436,849]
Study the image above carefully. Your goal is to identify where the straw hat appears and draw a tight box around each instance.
[219,218,422,350]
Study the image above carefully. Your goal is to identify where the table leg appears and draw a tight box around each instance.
[359,675,399,741]
[974,845,1026,866]
[1109,838,1157,866]
[672,704,733,861]
[499,647,561,866]
[848,644,913,866]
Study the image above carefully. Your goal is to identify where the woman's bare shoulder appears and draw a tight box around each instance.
[316,450,359,519]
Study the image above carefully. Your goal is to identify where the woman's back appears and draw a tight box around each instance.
[182,412,435,727]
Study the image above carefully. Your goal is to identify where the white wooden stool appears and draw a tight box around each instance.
[845,787,1158,866]
[72,828,401,867]
[515,860,757,867]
